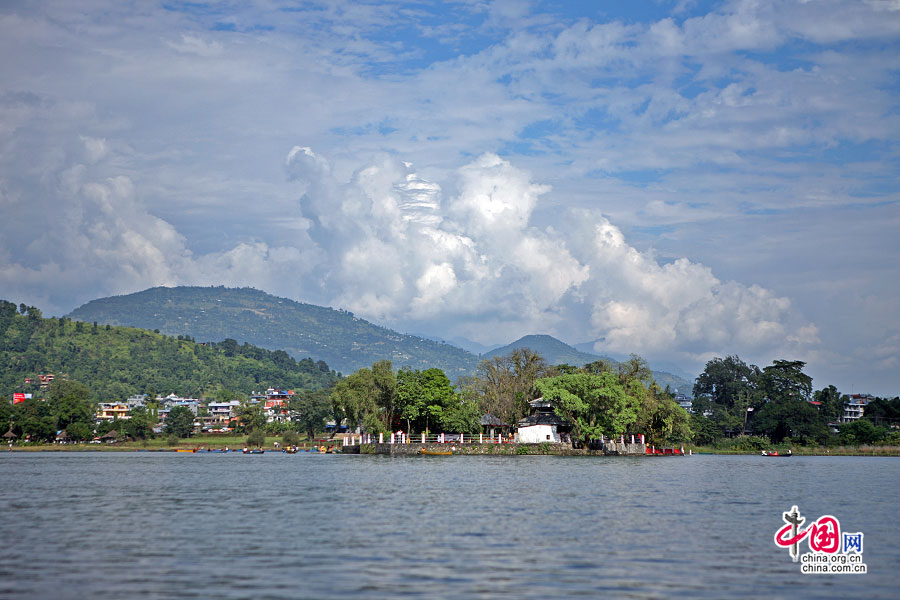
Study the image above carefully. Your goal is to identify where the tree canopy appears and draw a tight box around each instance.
[535,372,639,444]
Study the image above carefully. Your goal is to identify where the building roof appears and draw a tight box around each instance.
[517,412,569,427]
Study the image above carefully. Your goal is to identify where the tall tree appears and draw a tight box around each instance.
[165,405,195,438]
[813,385,846,424]
[289,389,332,440]
[535,372,640,445]
[371,360,397,431]
[477,349,550,430]
[48,379,94,431]
[762,360,812,402]
[693,355,762,409]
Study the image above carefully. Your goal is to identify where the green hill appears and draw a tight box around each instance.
[1,300,337,402]
[483,334,694,394]
[68,286,480,378]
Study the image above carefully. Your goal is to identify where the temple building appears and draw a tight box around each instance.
[516,398,571,444]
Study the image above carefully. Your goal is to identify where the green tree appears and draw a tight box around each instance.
[282,429,300,446]
[235,399,265,433]
[124,406,153,440]
[289,389,332,440]
[689,414,721,446]
[838,419,886,445]
[330,369,378,432]
[165,405,195,438]
[813,385,846,424]
[693,355,762,409]
[247,427,266,447]
[535,372,639,445]
[12,397,56,441]
[48,379,94,431]
[371,360,397,431]
[396,367,426,433]
[634,384,691,445]
[440,390,482,434]
[762,360,812,402]
[395,367,456,433]
[752,398,828,444]
[862,396,900,427]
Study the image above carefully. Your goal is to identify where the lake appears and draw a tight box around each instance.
[0,452,896,599]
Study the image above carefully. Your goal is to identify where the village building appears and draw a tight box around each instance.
[253,388,293,423]
[841,394,872,423]
[207,400,241,425]
[96,402,130,421]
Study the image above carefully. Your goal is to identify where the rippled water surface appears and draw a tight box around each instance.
[0,452,896,599]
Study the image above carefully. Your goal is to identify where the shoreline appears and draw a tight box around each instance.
[5,442,900,456]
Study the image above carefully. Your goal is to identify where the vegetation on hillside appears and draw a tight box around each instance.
[67,286,480,377]
[1,300,338,403]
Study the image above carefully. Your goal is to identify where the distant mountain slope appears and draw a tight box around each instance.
[484,334,694,395]
[68,286,480,377]
[483,334,615,366]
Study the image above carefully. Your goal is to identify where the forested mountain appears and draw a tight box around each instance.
[484,335,694,395]
[1,300,337,402]
[68,286,480,377]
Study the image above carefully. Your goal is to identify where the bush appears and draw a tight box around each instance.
[247,428,266,447]
[715,435,772,452]
[282,430,300,446]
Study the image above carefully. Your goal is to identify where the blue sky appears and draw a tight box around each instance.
[1,0,899,394]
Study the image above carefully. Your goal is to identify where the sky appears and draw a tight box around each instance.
[1,0,898,395]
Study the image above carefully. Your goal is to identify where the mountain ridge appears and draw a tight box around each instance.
[68,286,694,393]
[68,286,480,377]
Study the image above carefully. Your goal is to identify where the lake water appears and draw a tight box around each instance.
[0,452,896,599]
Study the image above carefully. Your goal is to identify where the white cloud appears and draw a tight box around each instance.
[279,148,818,371]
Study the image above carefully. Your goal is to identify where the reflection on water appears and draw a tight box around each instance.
[0,453,895,599]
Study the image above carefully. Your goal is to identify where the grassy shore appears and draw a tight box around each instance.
[688,445,900,456]
[4,434,340,452]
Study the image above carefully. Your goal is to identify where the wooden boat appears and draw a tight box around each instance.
[761,450,791,457]
[282,447,298,454]
[242,448,265,454]
[174,448,196,453]
[418,448,453,456]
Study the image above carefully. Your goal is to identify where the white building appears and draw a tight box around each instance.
[515,398,570,444]
[842,394,871,423]
[207,400,241,423]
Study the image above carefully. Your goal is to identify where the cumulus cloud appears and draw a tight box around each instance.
[279,147,818,367]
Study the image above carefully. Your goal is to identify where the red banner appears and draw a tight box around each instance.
[13,393,26,404]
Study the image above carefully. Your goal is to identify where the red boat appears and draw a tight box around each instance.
[761,450,791,457]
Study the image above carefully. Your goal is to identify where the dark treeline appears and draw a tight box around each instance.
[690,355,900,449]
